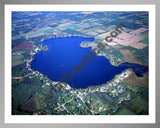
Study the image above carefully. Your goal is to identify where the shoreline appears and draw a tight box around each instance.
[118,60,148,67]
[24,35,148,90]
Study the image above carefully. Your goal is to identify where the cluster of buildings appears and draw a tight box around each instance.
[53,69,132,115]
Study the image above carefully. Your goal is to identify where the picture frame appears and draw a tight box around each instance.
[0,0,159,128]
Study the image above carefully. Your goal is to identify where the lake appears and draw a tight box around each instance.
[31,36,148,89]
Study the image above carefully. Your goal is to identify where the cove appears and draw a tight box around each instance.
[31,37,148,89]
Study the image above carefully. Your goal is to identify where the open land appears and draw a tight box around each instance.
[11,11,149,115]
[124,69,148,88]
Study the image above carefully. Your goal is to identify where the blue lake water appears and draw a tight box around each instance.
[31,37,148,89]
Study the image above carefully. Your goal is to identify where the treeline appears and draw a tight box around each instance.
[121,46,148,65]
